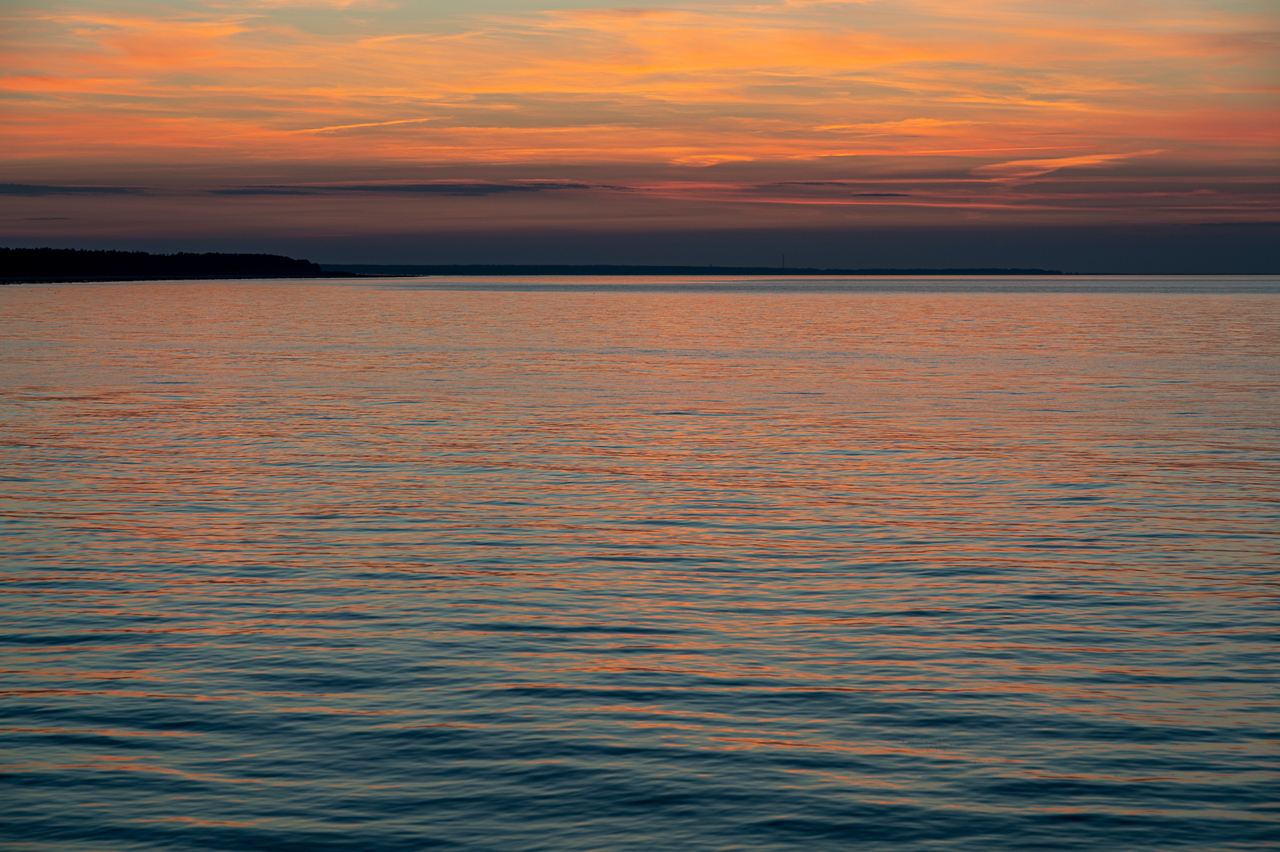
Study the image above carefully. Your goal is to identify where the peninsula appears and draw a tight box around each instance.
[1,248,355,283]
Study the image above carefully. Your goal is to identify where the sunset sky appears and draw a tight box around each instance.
[3,0,1277,269]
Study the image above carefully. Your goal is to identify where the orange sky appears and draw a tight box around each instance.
[2,0,1277,260]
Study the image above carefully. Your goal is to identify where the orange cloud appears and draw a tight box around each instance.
[58,15,252,67]
[972,151,1164,181]
[0,0,1276,231]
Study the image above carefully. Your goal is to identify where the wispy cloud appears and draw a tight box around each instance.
[0,184,144,196]
[1,0,1275,231]
[209,188,318,195]
[212,182,595,196]
[297,118,440,134]
[4,1,1274,165]
[972,151,1163,181]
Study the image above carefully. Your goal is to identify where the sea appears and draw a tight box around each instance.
[2,276,1277,852]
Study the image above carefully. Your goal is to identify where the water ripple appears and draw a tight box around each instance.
[1,281,1277,851]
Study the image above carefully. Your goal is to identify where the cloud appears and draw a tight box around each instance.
[223,0,387,7]
[61,15,252,68]
[816,119,973,134]
[1,0,1275,231]
[213,182,595,196]
[324,182,591,195]
[210,188,317,195]
[1194,221,1280,228]
[297,118,439,134]
[972,151,1163,181]
[5,3,1273,176]
[0,184,144,196]
[669,155,756,167]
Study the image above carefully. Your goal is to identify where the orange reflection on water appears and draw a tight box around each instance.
[2,282,1276,847]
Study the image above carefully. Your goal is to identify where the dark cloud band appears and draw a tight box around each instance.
[212,182,593,197]
[0,184,143,196]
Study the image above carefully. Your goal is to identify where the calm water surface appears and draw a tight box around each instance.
[2,277,1278,851]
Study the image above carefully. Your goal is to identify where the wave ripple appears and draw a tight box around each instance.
[2,281,1277,851]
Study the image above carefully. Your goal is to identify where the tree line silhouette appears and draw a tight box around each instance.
[2,248,335,281]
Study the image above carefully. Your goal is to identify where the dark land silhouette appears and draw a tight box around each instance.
[1,248,354,282]
[323,264,1064,276]
[317,262,1059,275]
[3,248,1065,282]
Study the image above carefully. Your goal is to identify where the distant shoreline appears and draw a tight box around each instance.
[322,264,1066,277]
[5,248,1276,283]
[5,248,1079,282]
[5,269,1077,285]
[9,270,1280,284]
[3,267,1082,284]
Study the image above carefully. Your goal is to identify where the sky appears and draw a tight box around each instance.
[2,0,1277,269]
